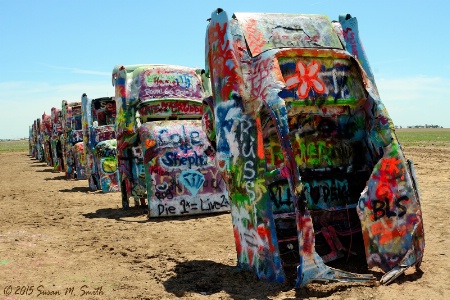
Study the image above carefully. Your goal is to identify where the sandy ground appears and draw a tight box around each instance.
[0,146,449,300]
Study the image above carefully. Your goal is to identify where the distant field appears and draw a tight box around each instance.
[395,128,450,147]
[0,139,29,152]
[1,128,448,152]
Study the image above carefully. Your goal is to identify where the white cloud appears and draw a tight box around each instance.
[38,63,111,77]
[0,80,114,139]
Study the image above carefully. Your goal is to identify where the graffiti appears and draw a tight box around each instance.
[343,28,358,58]
[272,27,320,48]
[303,179,350,209]
[82,94,120,193]
[178,169,205,196]
[285,60,326,98]
[112,64,228,213]
[138,101,202,117]
[149,165,169,176]
[249,57,271,100]
[205,9,424,288]
[278,56,365,106]
[371,196,409,221]
[160,151,206,168]
[268,180,294,213]
[241,119,258,203]
[157,127,202,148]
[93,100,116,112]
[201,195,230,211]
[155,195,230,216]
[140,71,203,100]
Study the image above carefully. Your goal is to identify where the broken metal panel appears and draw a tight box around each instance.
[233,13,343,56]
[358,141,425,284]
[205,8,424,288]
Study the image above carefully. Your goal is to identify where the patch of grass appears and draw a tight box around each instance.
[395,128,450,147]
[0,140,30,152]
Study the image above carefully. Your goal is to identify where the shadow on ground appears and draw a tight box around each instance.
[82,208,229,223]
[163,260,288,299]
[36,168,55,173]
[44,175,67,181]
[59,186,92,193]
[163,259,404,299]
[82,207,149,222]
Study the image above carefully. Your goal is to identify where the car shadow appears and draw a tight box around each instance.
[82,207,149,222]
[44,175,67,181]
[36,168,55,173]
[163,260,288,299]
[163,259,390,299]
[82,208,229,224]
[59,186,93,193]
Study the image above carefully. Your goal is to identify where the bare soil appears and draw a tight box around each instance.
[0,146,449,299]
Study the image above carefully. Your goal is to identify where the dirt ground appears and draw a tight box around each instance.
[0,146,449,300]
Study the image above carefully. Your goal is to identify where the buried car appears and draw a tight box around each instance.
[81,94,120,192]
[61,100,86,179]
[112,64,229,216]
[203,9,424,287]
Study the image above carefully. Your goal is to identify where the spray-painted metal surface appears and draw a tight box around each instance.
[93,139,120,192]
[50,107,64,172]
[61,100,86,179]
[35,118,44,162]
[30,122,36,159]
[139,120,229,217]
[81,94,120,193]
[42,112,53,167]
[204,9,424,287]
[112,64,229,215]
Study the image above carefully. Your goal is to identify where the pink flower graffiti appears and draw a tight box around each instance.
[285,60,326,98]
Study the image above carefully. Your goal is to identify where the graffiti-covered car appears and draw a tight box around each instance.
[81,94,120,192]
[61,100,86,179]
[112,64,229,216]
[29,121,36,158]
[204,10,424,287]
[42,112,53,167]
[50,107,64,172]
[36,118,44,162]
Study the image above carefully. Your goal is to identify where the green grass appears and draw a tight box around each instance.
[1,129,448,152]
[395,128,450,147]
[0,139,30,152]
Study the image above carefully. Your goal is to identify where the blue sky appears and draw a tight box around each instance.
[1,0,449,139]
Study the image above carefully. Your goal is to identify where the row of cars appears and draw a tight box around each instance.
[29,10,425,288]
[29,66,230,217]
[29,95,120,192]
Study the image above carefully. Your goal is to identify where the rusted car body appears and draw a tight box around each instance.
[112,64,229,216]
[81,94,120,192]
[204,9,424,287]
